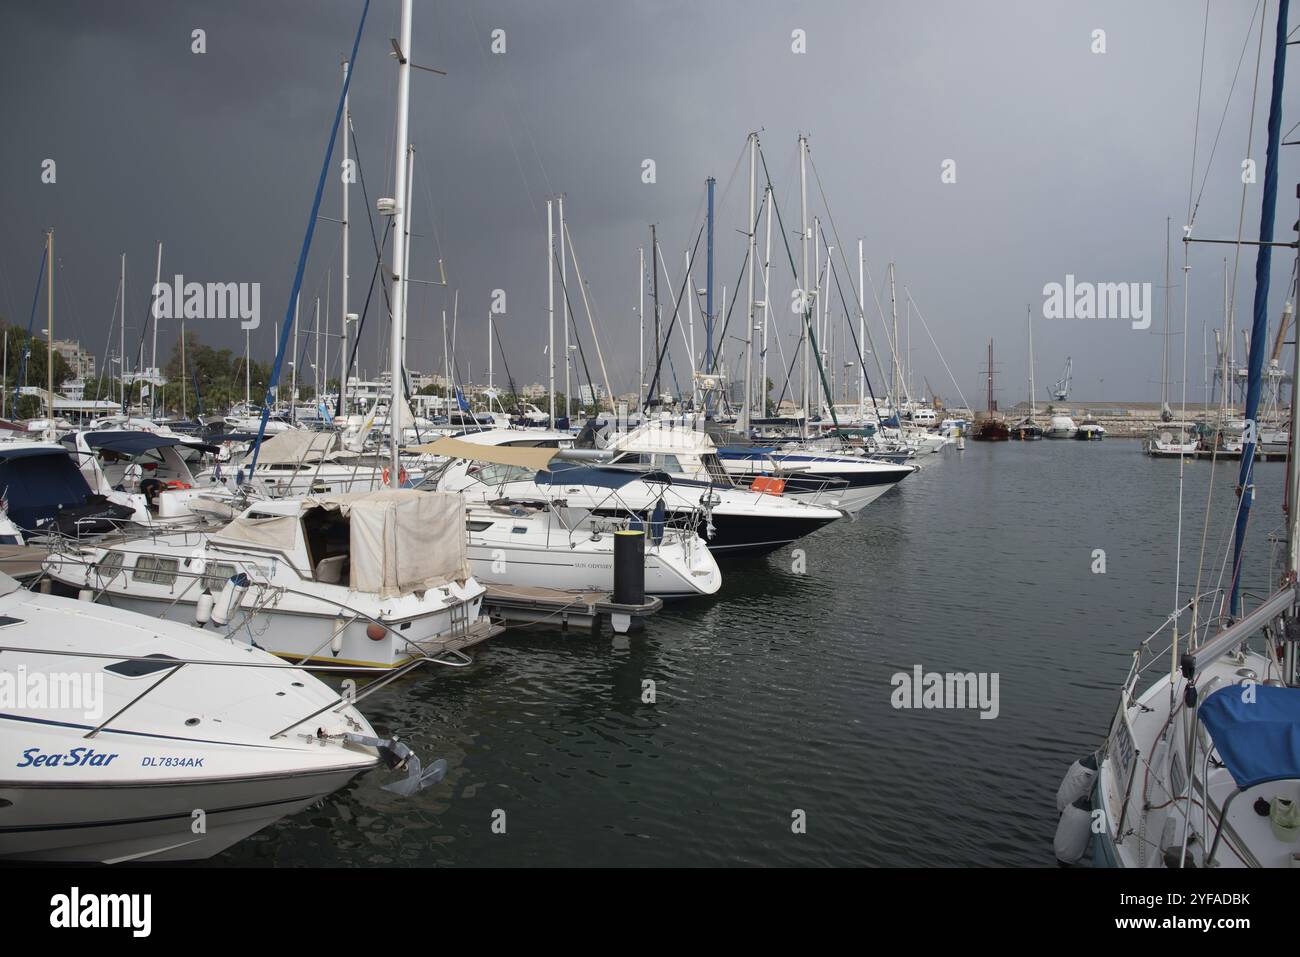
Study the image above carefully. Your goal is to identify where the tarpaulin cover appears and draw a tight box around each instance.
[1198,684,1300,790]
[0,447,92,530]
[209,510,300,553]
[84,431,218,456]
[248,429,338,465]
[305,489,470,597]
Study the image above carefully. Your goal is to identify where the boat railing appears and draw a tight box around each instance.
[1119,587,1281,705]
[37,549,482,668]
[0,639,434,741]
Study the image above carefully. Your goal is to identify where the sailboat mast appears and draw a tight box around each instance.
[340,59,350,417]
[120,253,126,410]
[150,240,161,418]
[638,246,644,401]
[547,199,555,427]
[1230,0,1290,614]
[1161,217,1170,416]
[386,0,413,488]
[559,194,569,420]
[45,229,53,427]
[799,135,809,430]
[1027,304,1036,417]
[858,239,865,415]
[742,131,757,433]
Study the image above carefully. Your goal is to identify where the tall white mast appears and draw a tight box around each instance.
[761,186,772,417]
[858,239,865,415]
[314,296,321,402]
[45,229,53,428]
[559,194,569,419]
[401,144,415,403]
[150,240,161,417]
[742,131,757,433]
[244,328,250,408]
[799,134,809,429]
[546,198,555,428]
[120,253,126,409]
[1027,305,1036,417]
[888,262,899,410]
[638,246,645,400]
[386,0,413,488]
[340,58,351,417]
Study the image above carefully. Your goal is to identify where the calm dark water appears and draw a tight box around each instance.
[212,439,1287,867]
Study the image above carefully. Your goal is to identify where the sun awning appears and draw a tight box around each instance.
[407,435,558,470]
[1198,684,1300,790]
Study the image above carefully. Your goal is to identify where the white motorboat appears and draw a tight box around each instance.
[0,571,428,862]
[42,489,494,669]
[419,429,844,556]
[1043,414,1078,439]
[601,421,913,514]
[1143,422,1199,457]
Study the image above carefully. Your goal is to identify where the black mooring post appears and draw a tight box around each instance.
[613,529,645,606]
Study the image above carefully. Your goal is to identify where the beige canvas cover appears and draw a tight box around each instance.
[304,489,471,597]
[250,429,339,465]
[408,435,557,470]
[210,511,301,552]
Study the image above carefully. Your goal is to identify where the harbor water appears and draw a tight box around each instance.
[213,440,1285,867]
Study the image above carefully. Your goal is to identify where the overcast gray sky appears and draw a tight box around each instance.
[1,0,1297,407]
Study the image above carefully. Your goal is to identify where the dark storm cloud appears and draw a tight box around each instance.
[1,0,1296,405]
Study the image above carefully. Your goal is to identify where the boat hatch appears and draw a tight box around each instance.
[104,653,181,678]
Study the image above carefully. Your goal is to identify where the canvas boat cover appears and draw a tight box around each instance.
[305,489,470,597]
[250,429,339,465]
[409,435,558,470]
[1198,684,1300,790]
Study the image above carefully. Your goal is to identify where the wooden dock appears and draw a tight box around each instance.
[0,544,49,582]
[482,584,663,634]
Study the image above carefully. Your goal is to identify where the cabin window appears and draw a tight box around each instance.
[467,520,493,532]
[613,452,647,466]
[133,555,179,587]
[95,551,126,583]
[653,454,682,473]
[203,562,238,591]
[474,463,534,486]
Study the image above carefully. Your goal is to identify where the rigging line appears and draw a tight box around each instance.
[818,223,887,423]
[1195,0,1269,609]
[903,290,972,413]
[755,142,842,432]
[340,112,396,400]
[462,0,547,207]
[561,220,616,407]
[807,147,906,403]
[16,242,46,408]
[705,201,763,377]
[249,0,370,474]
[550,245,598,414]
[656,245,696,403]
[644,222,706,409]
[1189,0,1264,230]
[1185,0,1212,225]
[490,318,521,409]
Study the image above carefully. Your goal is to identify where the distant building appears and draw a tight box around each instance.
[578,384,606,406]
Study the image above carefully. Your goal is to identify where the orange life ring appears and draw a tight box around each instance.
[382,467,409,485]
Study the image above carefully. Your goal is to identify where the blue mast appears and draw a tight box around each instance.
[1230,0,1290,615]
[705,176,715,417]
